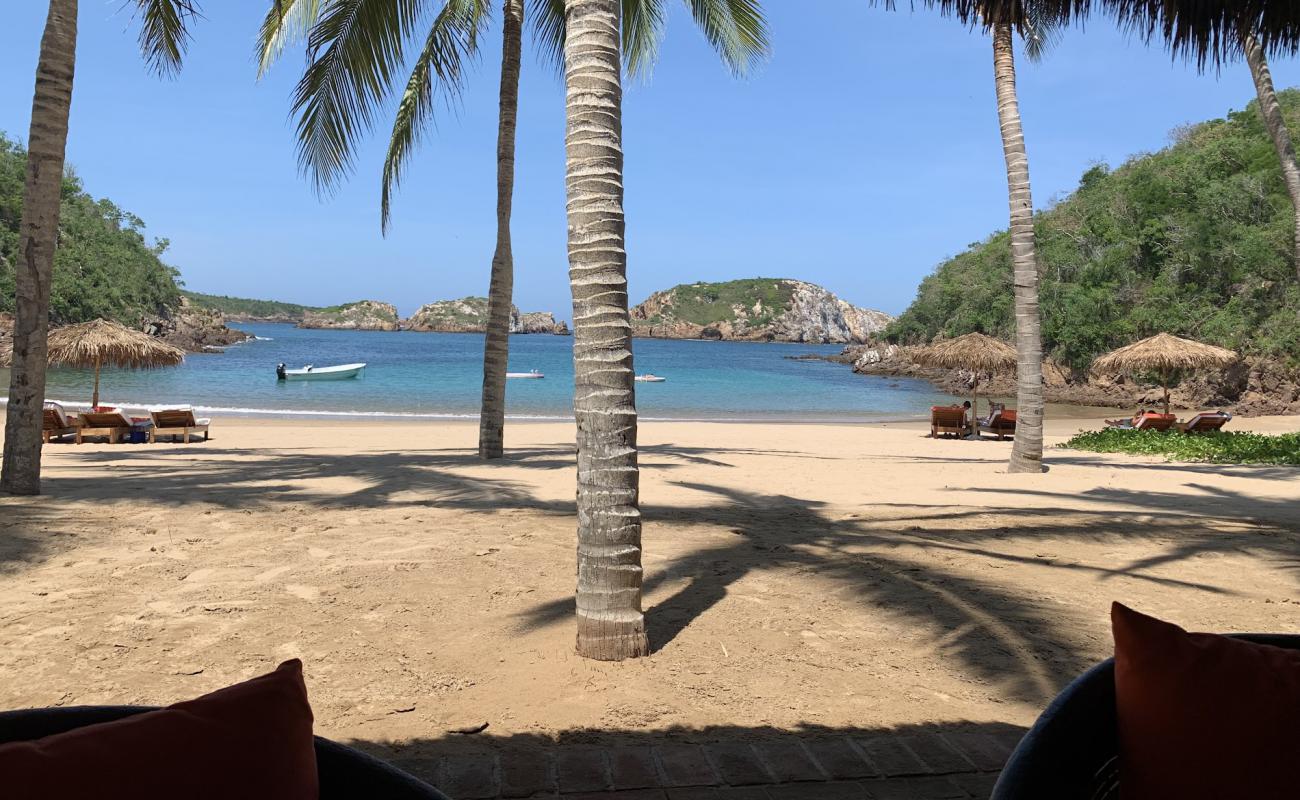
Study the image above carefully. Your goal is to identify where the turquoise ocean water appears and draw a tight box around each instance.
[23,323,958,422]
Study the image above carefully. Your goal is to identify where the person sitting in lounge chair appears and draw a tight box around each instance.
[979,402,1018,440]
[1105,408,1175,432]
[1106,408,1148,429]
[930,404,972,438]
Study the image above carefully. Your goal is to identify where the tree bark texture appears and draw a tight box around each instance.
[2,0,78,496]
[993,23,1046,474]
[477,0,524,459]
[563,0,649,661]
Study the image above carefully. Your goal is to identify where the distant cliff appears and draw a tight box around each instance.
[631,279,891,344]
[405,297,569,334]
[298,300,401,331]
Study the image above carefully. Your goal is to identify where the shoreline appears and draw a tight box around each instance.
[11,396,1130,426]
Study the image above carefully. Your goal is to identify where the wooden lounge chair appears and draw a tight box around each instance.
[1177,411,1231,434]
[42,402,78,443]
[1132,413,1176,432]
[930,405,970,438]
[75,410,134,444]
[149,407,210,443]
[979,404,1018,440]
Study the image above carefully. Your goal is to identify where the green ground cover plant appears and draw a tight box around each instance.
[1062,427,1300,465]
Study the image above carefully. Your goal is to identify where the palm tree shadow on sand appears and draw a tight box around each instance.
[13,441,1300,706]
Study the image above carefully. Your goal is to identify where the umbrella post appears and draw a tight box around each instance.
[1162,369,1170,416]
[92,360,100,411]
[970,375,978,439]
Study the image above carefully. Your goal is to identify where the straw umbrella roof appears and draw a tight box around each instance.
[45,319,185,369]
[1091,333,1236,376]
[914,333,1017,374]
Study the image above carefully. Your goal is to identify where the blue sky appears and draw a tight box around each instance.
[2,2,1298,321]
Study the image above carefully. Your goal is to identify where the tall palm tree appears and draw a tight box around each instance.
[992,10,1059,474]
[260,0,765,659]
[1242,31,1300,282]
[915,2,1059,473]
[259,0,766,461]
[2,0,197,496]
[562,0,646,661]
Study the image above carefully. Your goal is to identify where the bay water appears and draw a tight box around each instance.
[28,323,957,422]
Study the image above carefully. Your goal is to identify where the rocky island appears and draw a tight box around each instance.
[630,279,891,343]
[405,297,569,335]
[298,300,401,331]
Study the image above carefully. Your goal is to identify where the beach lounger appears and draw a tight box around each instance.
[979,404,1018,440]
[930,405,970,438]
[42,402,78,443]
[75,410,134,444]
[1106,412,1176,432]
[149,407,210,443]
[1177,411,1232,434]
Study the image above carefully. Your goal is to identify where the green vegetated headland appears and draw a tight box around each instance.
[887,91,1300,370]
[638,278,796,328]
[182,291,320,320]
[0,133,182,325]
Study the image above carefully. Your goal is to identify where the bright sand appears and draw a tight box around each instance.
[1,414,1298,748]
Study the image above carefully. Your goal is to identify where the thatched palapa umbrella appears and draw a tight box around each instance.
[915,333,1018,430]
[1091,333,1237,416]
[44,319,185,410]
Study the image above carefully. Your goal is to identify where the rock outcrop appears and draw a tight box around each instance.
[404,297,569,334]
[150,297,253,352]
[0,300,251,357]
[631,279,891,344]
[838,339,1300,416]
[298,300,401,331]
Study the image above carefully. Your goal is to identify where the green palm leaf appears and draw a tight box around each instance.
[256,0,325,77]
[290,0,428,193]
[132,0,202,76]
[529,0,768,78]
[381,0,489,232]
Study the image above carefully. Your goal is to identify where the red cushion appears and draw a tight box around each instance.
[0,659,318,799]
[999,410,1017,422]
[1112,603,1300,799]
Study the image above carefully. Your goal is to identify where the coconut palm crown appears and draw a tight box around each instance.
[256,0,770,227]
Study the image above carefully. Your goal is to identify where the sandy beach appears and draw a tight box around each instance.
[2,414,1298,755]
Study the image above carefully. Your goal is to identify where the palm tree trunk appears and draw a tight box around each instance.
[2,0,78,496]
[564,0,648,661]
[1243,31,1300,282]
[477,0,524,459]
[993,23,1045,474]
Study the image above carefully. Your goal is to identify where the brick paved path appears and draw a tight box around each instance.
[382,727,1024,800]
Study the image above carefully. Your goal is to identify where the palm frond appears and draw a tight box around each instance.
[527,0,566,76]
[1020,1,1064,61]
[131,0,202,76]
[681,0,769,76]
[902,1,1300,67]
[256,0,325,77]
[529,0,769,78]
[623,0,667,79]
[289,0,426,194]
[380,0,488,232]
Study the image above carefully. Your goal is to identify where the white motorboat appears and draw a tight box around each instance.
[635,374,666,383]
[276,362,366,381]
[507,370,544,379]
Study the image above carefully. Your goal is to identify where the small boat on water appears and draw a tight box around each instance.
[507,370,544,379]
[276,362,366,381]
[635,374,666,383]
